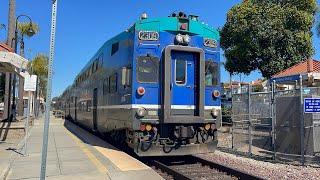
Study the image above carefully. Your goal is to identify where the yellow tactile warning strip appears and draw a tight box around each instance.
[64,127,111,177]
[93,146,150,171]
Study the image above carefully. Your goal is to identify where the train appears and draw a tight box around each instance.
[57,12,221,156]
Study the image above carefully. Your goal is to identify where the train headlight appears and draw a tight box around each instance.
[211,124,216,130]
[211,108,219,117]
[137,107,147,117]
[140,124,146,131]
[183,34,190,44]
[146,124,152,131]
[204,124,211,131]
[176,34,183,44]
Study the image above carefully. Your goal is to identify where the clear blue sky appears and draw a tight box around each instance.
[1,0,320,97]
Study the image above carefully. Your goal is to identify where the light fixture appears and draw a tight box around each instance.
[183,34,190,44]
[175,34,183,44]
[137,107,147,117]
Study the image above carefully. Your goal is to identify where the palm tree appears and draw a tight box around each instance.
[28,54,48,98]
[17,22,39,57]
[6,0,15,48]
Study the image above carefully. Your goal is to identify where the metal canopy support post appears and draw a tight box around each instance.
[231,76,234,149]
[4,73,11,120]
[271,80,276,160]
[24,91,30,155]
[299,75,305,165]
[40,0,57,179]
[34,77,38,118]
[248,84,252,156]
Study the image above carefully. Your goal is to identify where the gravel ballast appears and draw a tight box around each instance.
[197,151,320,180]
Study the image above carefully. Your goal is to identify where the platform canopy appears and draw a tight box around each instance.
[0,51,28,74]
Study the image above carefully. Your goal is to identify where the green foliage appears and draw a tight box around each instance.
[221,0,316,78]
[253,84,264,92]
[28,54,48,99]
[17,22,39,38]
[222,106,232,116]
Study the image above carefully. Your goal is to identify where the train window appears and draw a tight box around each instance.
[87,100,91,112]
[82,101,86,111]
[103,77,109,95]
[109,74,117,93]
[95,60,99,70]
[111,42,119,56]
[99,54,103,68]
[205,60,219,86]
[91,64,94,74]
[175,59,187,85]
[137,56,159,83]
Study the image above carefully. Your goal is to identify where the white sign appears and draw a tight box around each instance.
[24,75,37,91]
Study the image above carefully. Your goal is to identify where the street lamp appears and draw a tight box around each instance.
[11,15,34,120]
[14,15,34,53]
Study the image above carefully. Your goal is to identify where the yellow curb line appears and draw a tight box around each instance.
[63,126,111,178]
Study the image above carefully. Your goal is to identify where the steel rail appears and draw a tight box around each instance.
[66,119,262,180]
[152,160,191,180]
[151,156,263,180]
[190,156,263,180]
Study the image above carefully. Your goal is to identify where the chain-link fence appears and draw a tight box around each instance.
[218,78,320,166]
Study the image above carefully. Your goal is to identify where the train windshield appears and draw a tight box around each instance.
[205,61,219,86]
[137,56,159,83]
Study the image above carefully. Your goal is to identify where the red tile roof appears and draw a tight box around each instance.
[272,59,320,78]
[0,43,13,52]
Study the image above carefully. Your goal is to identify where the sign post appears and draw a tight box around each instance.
[23,74,37,156]
[40,0,58,179]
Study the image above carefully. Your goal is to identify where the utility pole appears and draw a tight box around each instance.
[40,0,58,179]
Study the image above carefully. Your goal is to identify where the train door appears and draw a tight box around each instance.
[92,88,98,131]
[171,51,198,116]
[74,97,77,122]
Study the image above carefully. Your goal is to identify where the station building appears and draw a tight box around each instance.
[0,42,31,120]
[272,59,320,89]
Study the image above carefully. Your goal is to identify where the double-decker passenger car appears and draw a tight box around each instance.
[58,12,221,156]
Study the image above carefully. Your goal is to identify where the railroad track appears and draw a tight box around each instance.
[148,156,262,180]
[66,120,262,180]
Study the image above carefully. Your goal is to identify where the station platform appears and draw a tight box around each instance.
[5,115,163,180]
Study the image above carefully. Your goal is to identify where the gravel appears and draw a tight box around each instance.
[196,151,320,180]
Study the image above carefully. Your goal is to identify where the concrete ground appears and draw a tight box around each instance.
[4,115,162,180]
[0,119,27,179]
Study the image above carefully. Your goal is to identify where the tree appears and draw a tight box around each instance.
[6,0,15,48]
[220,0,317,78]
[28,54,48,99]
[17,22,39,57]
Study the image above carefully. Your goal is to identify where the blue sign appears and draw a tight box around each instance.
[304,98,320,113]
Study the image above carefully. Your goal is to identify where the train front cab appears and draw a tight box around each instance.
[130,18,221,156]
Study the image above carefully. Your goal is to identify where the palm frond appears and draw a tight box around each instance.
[17,22,39,37]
